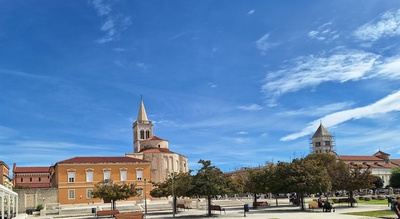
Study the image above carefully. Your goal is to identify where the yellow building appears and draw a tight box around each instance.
[50,156,151,204]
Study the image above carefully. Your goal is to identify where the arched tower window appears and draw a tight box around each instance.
[140,130,145,139]
[146,130,150,139]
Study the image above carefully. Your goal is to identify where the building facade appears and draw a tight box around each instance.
[126,98,188,183]
[0,161,12,190]
[310,123,399,187]
[13,164,51,188]
[49,156,151,204]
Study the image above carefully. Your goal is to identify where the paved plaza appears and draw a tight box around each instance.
[16,198,398,219]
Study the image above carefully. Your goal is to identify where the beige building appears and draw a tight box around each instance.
[126,98,188,183]
[0,161,12,190]
[49,156,151,205]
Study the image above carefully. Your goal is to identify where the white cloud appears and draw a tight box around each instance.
[256,33,277,54]
[279,102,354,117]
[236,131,248,135]
[281,90,400,141]
[208,82,218,88]
[91,0,132,44]
[262,48,379,106]
[237,104,262,111]
[308,22,339,42]
[248,10,255,15]
[0,125,18,140]
[91,0,112,16]
[353,9,400,42]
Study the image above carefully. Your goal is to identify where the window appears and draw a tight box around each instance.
[136,169,143,180]
[137,188,143,196]
[140,130,145,139]
[68,172,75,183]
[315,142,321,147]
[325,141,330,146]
[86,189,93,199]
[68,190,75,199]
[39,177,41,182]
[21,178,23,182]
[30,178,32,182]
[146,130,150,139]
[120,169,127,181]
[103,169,111,180]
[86,170,93,182]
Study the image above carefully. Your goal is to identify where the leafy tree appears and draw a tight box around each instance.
[284,158,331,210]
[92,180,138,210]
[372,175,384,190]
[390,167,400,188]
[243,166,269,209]
[150,171,194,214]
[192,160,231,217]
[340,165,374,207]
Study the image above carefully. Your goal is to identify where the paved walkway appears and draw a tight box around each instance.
[15,198,398,219]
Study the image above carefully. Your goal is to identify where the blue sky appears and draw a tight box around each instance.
[1,1,400,173]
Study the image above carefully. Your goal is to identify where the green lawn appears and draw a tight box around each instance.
[356,199,389,205]
[344,210,394,217]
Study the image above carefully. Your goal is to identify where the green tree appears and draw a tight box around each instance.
[340,165,374,207]
[243,167,269,209]
[192,160,231,217]
[372,175,384,190]
[390,167,400,188]
[92,180,138,210]
[285,158,331,210]
[150,171,194,214]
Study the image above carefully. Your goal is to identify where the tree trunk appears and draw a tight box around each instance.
[253,193,258,209]
[300,194,304,210]
[349,191,354,207]
[207,195,212,216]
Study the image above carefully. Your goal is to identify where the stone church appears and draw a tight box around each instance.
[126,98,188,183]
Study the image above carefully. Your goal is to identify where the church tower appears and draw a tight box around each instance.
[133,98,153,153]
[311,122,335,154]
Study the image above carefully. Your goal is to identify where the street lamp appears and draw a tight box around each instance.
[169,173,175,218]
[144,179,147,216]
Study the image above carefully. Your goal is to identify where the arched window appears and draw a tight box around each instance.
[146,130,150,139]
[140,130,145,139]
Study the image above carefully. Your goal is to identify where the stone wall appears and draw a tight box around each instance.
[14,188,58,213]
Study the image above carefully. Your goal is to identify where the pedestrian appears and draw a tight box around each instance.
[394,197,400,218]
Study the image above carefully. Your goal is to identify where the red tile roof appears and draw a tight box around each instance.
[144,136,167,141]
[340,155,382,161]
[14,166,50,173]
[58,156,148,164]
[139,148,174,153]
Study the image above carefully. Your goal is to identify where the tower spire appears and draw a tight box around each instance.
[137,96,148,122]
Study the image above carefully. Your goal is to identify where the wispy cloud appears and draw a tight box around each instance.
[278,102,354,117]
[248,10,255,15]
[256,33,278,54]
[235,131,248,135]
[281,90,400,141]
[237,104,262,111]
[208,82,218,88]
[308,22,339,42]
[0,125,18,140]
[353,9,400,42]
[90,0,132,44]
[262,48,379,106]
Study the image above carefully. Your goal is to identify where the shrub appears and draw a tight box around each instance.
[36,204,44,211]
[364,197,371,201]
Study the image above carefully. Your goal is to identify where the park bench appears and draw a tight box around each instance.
[254,201,270,207]
[210,205,225,214]
[177,204,189,211]
[337,198,358,206]
[97,209,120,218]
[115,212,144,219]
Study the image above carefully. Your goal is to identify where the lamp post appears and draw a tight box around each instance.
[144,179,147,217]
[169,173,175,218]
